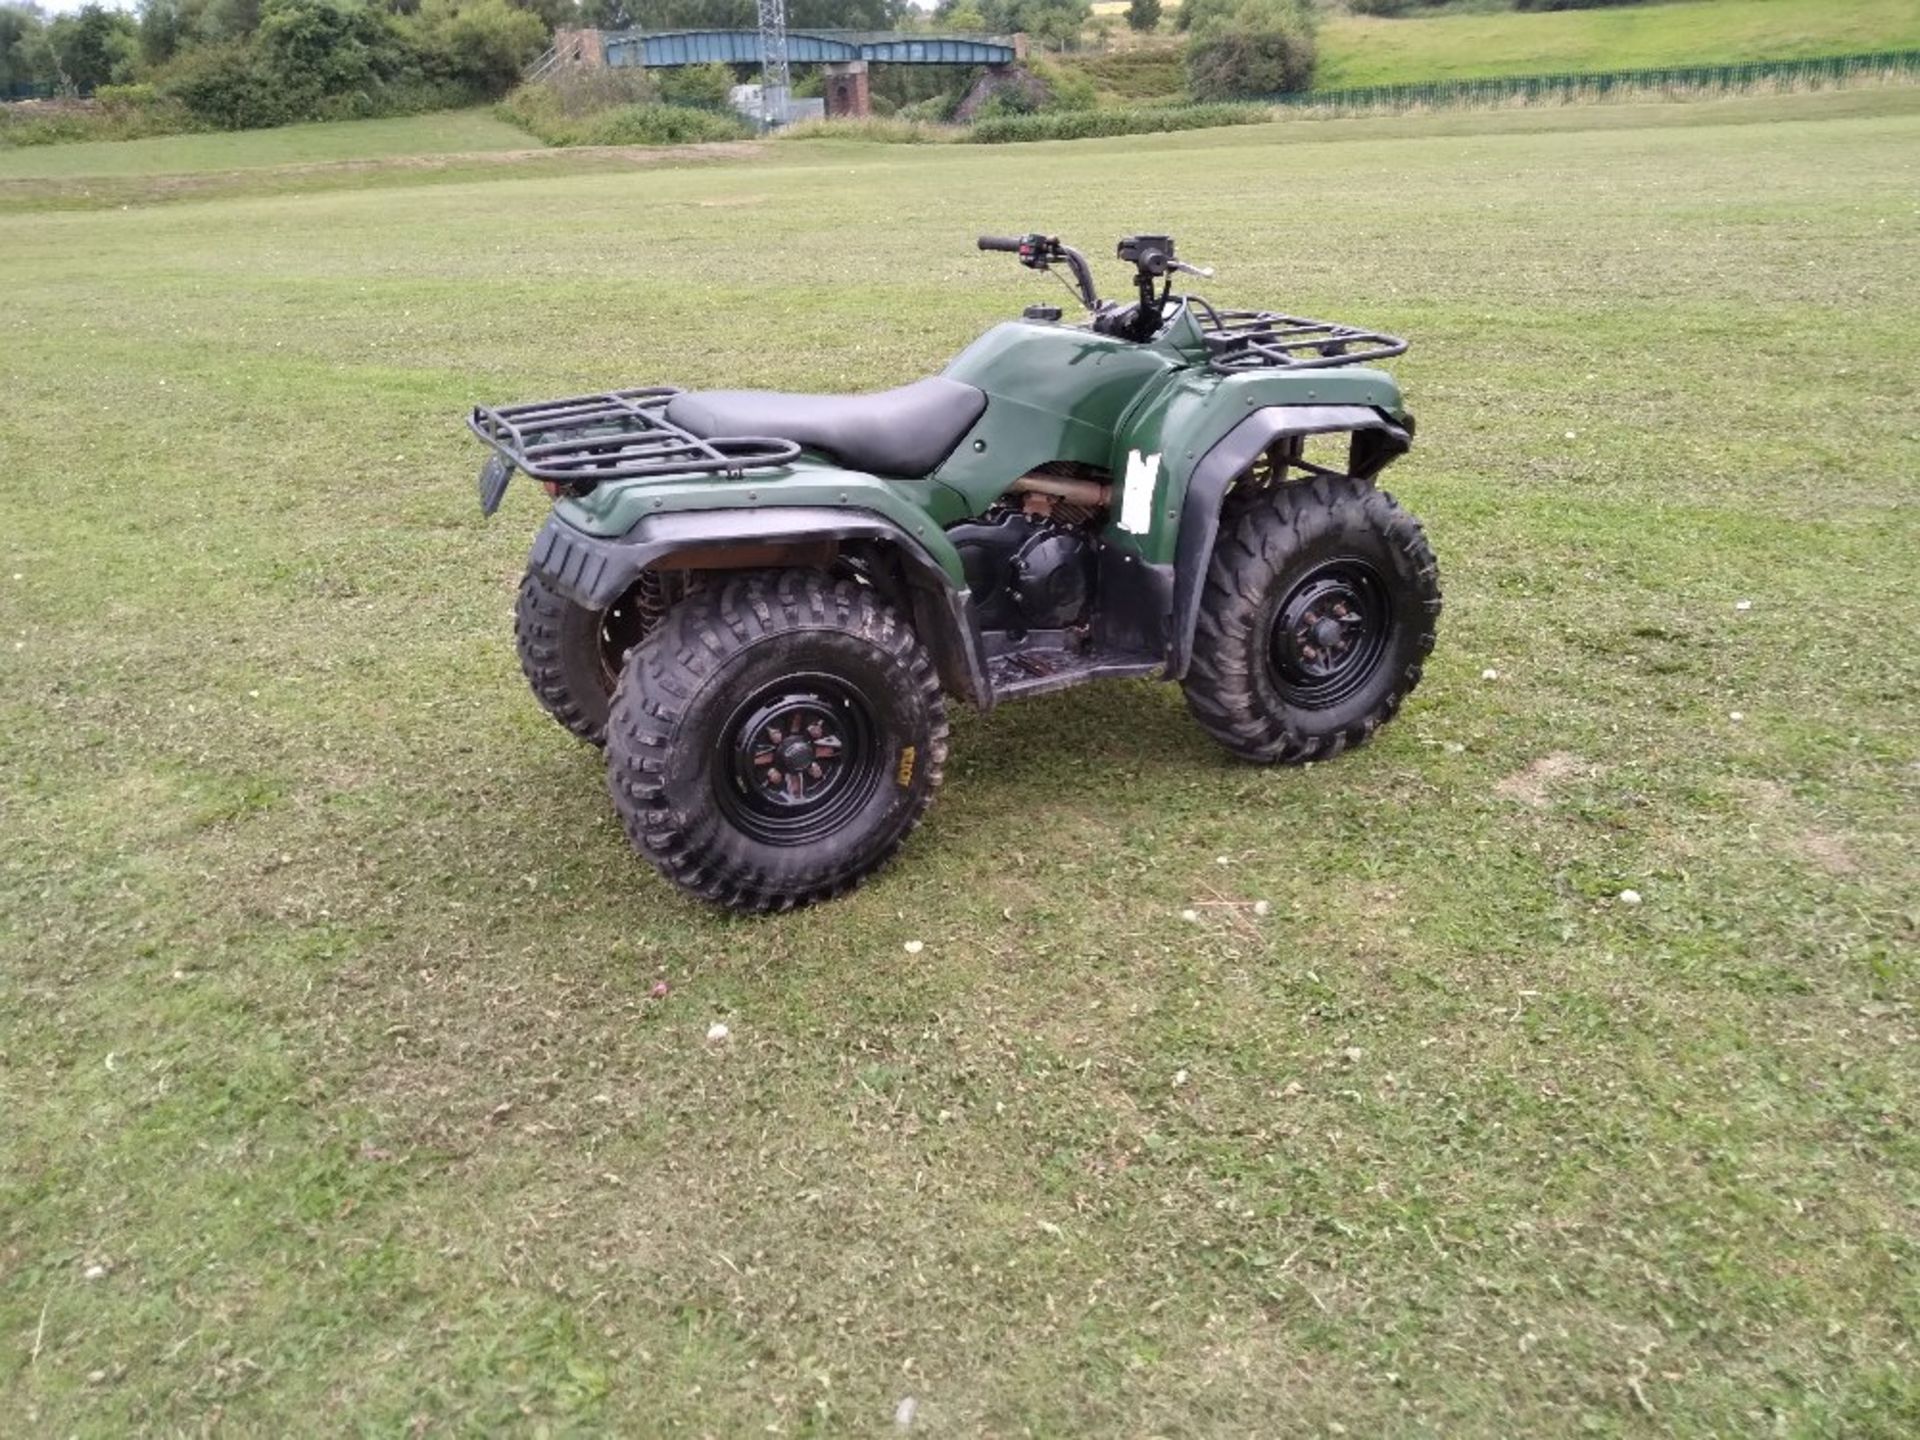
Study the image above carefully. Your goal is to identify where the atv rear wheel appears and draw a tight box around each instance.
[1183,475,1440,764]
[605,570,948,912]
[514,570,657,746]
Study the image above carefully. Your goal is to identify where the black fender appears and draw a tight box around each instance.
[1165,405,1413,680]
[528,507,991,706]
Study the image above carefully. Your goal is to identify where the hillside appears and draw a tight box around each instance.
[1316,0,1920,90]
[1068,0,1920,103]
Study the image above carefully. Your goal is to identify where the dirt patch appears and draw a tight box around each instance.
[1724,776,1790,812]
[1494,752,1591,809]
[1720,778,1861,875]
[355,139,766,175]
[1790,828,1859,876]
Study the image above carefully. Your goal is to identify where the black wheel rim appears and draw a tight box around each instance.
[1265,558,1394,710]
[714,675,885,847]
[597,599,651,689]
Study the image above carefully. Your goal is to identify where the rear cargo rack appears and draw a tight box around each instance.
[1194,302,1408,373]
[469,386,800,484]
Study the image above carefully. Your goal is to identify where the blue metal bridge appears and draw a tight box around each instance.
[603,29,1019,69]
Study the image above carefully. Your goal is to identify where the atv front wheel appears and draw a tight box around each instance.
[514,570,657,746]
[605,570,948,912]
[1184,475,1440,764]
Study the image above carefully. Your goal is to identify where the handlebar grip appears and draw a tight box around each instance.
[978,235,1023,253]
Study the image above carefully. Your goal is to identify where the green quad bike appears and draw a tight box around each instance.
[470,233,1440,911]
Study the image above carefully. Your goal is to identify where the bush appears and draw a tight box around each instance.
[496,68,659,142]
[971,0,1092,51]
[158,42,298,129]
[93,81,162,108]
[1126,0,1161,33]
[897,93,959,123]
[777,115,956,144]
[411,0,545,96]
[499,82,753,147]
[525,65,658,118]
[968,99,1273,143]
[253,0,409,113]
[1176,0,1229,32]
[584,103,749,146]
[1030,57,1097,111]
[957,58,1095,121]
[1186,0,1318,100]
[656,61,734,111]
[139,0,526,133]
[0,95,197,146]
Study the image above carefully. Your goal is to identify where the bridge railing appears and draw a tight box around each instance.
[598,27,1020,69]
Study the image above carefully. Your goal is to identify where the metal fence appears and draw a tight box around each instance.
[1276,50,1920,113]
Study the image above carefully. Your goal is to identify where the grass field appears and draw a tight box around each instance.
[0,108,530,177]
[3,88,1917,1434]
[1318,0,1920,89]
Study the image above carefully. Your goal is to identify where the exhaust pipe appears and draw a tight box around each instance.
[1010,471,1111,507]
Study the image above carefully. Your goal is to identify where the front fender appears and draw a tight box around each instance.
[1113,395,1413,683]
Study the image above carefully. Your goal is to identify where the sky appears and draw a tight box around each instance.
[29,0,947,19]
[33,0,946,16]
[35,0,139,15]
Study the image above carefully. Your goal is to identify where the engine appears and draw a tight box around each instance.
[948,493,1102,634]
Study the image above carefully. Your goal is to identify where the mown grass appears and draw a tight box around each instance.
[1318,0,1920,88]
[2,89,1916,1434]
[0,107,529,180]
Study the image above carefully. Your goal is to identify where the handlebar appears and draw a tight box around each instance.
[978,232,1099,313]
[977,230,1213,332]
[1134,248,1212,280]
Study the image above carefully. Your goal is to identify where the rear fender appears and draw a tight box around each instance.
[527,505,991,707]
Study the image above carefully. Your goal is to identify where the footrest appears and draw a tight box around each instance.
[987,647,1160,701]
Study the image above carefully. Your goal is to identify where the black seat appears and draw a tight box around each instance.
[666,377,987,479]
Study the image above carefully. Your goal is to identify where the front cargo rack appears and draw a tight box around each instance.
[469,386,801,485]
[1194,302,1408,373]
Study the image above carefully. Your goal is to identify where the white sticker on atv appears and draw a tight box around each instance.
[1120,449,1160,535]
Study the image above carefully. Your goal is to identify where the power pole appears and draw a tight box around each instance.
[757,0,790,131]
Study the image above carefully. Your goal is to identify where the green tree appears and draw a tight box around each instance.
[411,0,544,93]
[599,1,906,26]
[253,0,384,100]
[934,2,985,32]
[1185,0,1316,99]
[1177,0,1234,32]
[655,58,732,109]
[508,0,576,30]
[195,0,266,43]
[1,3,49,92]
[940,0,1087,48]
[1125,0,1159,33]
[137,0,187,65]
[47,4,138,91]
